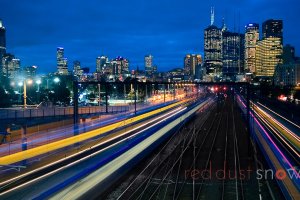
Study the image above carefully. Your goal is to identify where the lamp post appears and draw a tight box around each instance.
[23,79,33,109]
[53,77,60,105]
[36,79,41,104]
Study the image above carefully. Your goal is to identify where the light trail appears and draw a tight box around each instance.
[0,100,188,165]
[236,95,300,178]
[253,110,300,159]
[48,98,207,200]
[254,105,300,143]
[257,102,300,130]
[251,113,300,179]
[0,106,187,196]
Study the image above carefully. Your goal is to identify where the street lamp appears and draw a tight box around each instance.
[36,79,42,103]
[36,79,41,91]
[23,79,33,109]
[54,77,60,83]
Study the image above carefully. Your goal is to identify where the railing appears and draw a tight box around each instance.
[0,105,130,120]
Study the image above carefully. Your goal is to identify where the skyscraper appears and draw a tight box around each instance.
[184,54,202,80]
[262,19,283,40]
[111,56,129,76]
[2,54,20,78]
[274,44,299,86]
[96,56,109,73]
[255,37,283,77]
[256,19,283,77]
[282,44,296,64]
[245,23,259,74]
[57,47,68,75]
[145,55,153,76]
[23,66,37,78]
[204,7,223,78]
[222,31,244,79]
[0,20,6,76]
[73,60,82,76]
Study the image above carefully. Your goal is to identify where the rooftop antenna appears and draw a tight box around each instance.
[222,18,227,32]
[210,7,215,25]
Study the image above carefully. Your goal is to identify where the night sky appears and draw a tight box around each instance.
[0,0,299,73]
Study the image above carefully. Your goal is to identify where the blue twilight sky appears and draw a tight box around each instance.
[0,0,299,73]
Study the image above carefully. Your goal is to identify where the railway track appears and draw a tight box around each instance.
[107,97,264,200]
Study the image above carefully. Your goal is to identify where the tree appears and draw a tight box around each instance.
[0,86,11,107]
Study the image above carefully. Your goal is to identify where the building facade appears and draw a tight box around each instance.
[245,23,259,74]
[222,31,244,79]
[262,19,283,40]
[73,60,83,77]
[57,47,68,75]
[204,25,223,77]
[0,20,6,76]
[23,66,37,78]
[111,56,129,76]
[256,37,283,77]
[96,56,109,73]
[274,63,300,86]
[184,54,202,80]
[144,55,154,76]
[2,54,20,78]
[256,19,283,77]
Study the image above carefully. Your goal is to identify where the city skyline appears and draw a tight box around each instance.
[0,0,299,73]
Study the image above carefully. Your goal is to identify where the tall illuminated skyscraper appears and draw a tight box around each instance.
[145,55,153,76]
[57,47,68,75]
[256,19,283,77]
[256,37,283,77]
[245,23,259,74]
[222,31,244,79]
[0,20,6,76]
[204,7,222,78]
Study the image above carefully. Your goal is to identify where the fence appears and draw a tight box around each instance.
[0,105,130,120]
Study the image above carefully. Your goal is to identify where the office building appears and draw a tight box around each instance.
[145,55,154,76]
[282,44,296,64]
[245,23,259,74]
[0,20,6,76]
[274,63,300,86]
[204,7,223,78]
[262,19,283,40]
[73,60,83,76]
[111,56,129,75]
[184,54,202,80]
[256,37,283,77]
[23,65,37,78]
[222,31,244,79]
[57,47,68,75]
[256,19,283,77]
[274,44,300,86]
[2,54,20,78]
[96,56,109,73]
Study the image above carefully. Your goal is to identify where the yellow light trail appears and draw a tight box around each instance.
[252,104,300,152]
[0,100,188,165]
